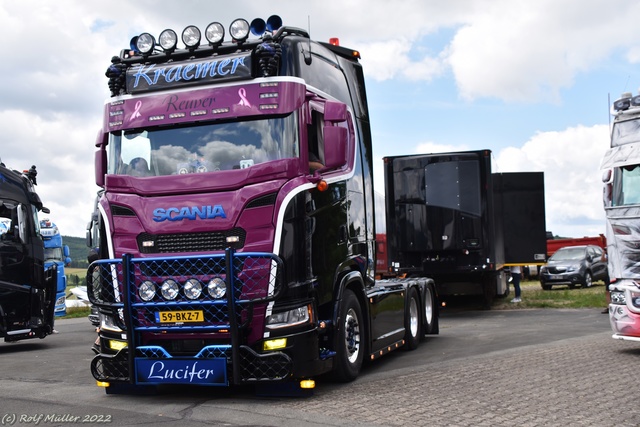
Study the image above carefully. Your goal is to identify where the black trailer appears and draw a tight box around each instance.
[0,162,56,341]
[383,149,546,307]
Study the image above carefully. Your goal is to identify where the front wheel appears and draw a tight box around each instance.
[404,287,421,350]
[332,289,364,382]
[583,272,593,288]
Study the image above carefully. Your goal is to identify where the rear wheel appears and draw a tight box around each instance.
[333,289,364,382]
[423,283,438,334]
[404,287,421,350]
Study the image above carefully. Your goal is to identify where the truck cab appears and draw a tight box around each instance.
[87,16,438,393]
[0,163,57,342]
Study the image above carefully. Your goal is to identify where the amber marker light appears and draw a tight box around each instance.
[316,180,328,192]
[96,381,110,388]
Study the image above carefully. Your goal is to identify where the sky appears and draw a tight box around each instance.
[0,0,637,240]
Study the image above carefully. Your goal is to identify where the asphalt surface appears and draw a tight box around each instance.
[0,306,638,426]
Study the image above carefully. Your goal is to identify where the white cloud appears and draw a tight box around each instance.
[446,0,640,102]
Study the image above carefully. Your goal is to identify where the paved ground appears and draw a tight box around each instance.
[0,307,638,426]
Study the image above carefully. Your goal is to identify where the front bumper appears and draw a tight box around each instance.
[609,280,640,341]
[91,326,331,386]
[540,272,583,286]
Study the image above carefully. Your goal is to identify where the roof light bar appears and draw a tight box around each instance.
[127,15,284,57]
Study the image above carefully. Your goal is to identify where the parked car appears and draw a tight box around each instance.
[539,245,608,290]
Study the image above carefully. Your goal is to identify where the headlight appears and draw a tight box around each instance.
[138,281,156,302]
[184,279,203,300]
[265,305,311,330]
[207,277,226,298]
[100,311,124,333]
[540,267,547,274]
[631,291,640,308]
[611,290,626,304]
[160,279,180,300]
[55,296,66,306]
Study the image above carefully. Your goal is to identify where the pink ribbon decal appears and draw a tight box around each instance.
[237,88,252,108]
[129,101,142,121]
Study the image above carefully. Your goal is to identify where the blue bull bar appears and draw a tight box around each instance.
[87,248,292,386]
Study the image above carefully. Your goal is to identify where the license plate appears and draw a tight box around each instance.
[550,275,561,280]
[154,310,204,323]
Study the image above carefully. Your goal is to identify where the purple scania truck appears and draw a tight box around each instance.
[87,16,439,394]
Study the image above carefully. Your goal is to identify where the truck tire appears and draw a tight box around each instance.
[332,289,364,382]
[423,282,438,335]
[404,286,421,350]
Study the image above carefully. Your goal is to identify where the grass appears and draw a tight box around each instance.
[62,306,91,319]
[492,279,608,310]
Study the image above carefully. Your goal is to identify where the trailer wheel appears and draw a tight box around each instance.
[423,283,438,335]
[333,289,364,382]
[404,287,421,350]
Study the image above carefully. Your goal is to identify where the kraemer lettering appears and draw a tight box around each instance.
[128,54,251,93]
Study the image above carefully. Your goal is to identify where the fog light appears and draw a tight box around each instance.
[184,279,203,300]
[108,340,127,351]
[96,381,110,388]
[207,277,226,298]
[300,379,315,389]
[138,281,156,302]
[263,338,287,350]
[161,279,179,300]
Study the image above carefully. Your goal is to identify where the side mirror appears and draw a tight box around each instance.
[324,101,347,123]
[95,149,106,187]
[323,125,347,169]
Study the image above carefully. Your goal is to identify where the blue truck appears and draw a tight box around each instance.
[40,219,71,316]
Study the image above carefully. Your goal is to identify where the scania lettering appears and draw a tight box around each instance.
[87,16,439,395]
[602,91,640,341]
[0,162,57,342]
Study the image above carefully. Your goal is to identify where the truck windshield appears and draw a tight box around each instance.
[611,117,640,147]
[44,247,63,263]
[107,114,299,177]
[612,163,640,206]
